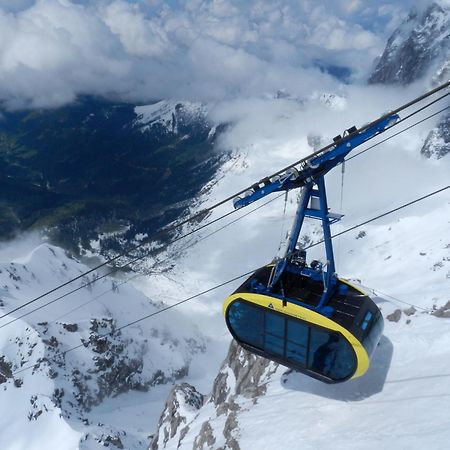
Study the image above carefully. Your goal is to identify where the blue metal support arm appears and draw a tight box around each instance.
[234,112,400,312]
[267,176,338,311]
[267,184,312,290]
[233,113,399,210]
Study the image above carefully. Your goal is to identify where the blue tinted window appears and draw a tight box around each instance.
[286,320,308,366]
[361,311,373,331]
[266,312,284,337]
[264,311,285,356]
[309,327,330,371]
[286,341,307,365]
[228,299,356,381]
[265,333,284,356]
[287,320,309,343]
[309,328,355,381]
[329,337,356,380]
[362,311,383,357]
[228,300,264,349]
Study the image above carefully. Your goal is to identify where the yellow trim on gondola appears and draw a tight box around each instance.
[223,290,370,379]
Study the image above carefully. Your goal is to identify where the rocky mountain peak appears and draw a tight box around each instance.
[149,341,278,450]
[369,1,450,159]
[369,1,450,85]
[0,243,208,449]
[134,101,210,137]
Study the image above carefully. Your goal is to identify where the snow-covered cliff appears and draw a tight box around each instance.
[0,244,210,449]
[369,2,450,85]
[369,1,450,159]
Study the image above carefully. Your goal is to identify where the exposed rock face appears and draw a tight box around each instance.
[211,340,277,407]
[369,1,450,159]
[0,244,208,449]
[387,309,402,323]
[0,357,13,384]
[421,114,450,158]
[369,2,450,85]
[149,341,278,450]
[432,300,450,317]
[150,383,205,450]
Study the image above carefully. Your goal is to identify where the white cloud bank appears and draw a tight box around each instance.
[0,0,419,109]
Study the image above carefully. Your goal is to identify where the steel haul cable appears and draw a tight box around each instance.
[347,103,450,162]
[11,183,450,377]
[3,99,443,324]
[1,81,449,321]
[0,194,285,355]
[0,194,284,329]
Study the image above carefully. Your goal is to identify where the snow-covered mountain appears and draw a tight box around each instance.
[1,2,450,450]
[369,2,450,85]
[369,0,450,159]
[0,243,219,450]
[143,3,450,447]
[134,101,211,138]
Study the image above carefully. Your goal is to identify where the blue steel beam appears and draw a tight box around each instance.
[232,113,399,210]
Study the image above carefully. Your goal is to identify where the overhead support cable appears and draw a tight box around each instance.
[1,81,449,321]
[0,195,284,329]
[11,183,450,377]
[347,103,450,162]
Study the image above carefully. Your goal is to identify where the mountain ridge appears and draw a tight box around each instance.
[369,0,450,159]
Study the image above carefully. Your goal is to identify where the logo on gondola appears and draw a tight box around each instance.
[268,303,274,309]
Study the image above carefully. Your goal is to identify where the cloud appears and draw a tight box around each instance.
[102,1,170,58]
[0,0,418,110]
[0,0,35,12]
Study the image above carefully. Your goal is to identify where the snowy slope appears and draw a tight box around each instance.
[1,4,450,449]
[0,243,215,450]
[143,87,450,450]
[134,101,210,136]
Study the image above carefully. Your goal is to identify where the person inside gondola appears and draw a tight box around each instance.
[312,334,339,376]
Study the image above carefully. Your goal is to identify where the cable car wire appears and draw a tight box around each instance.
[0,194,285,355]
[2,91,449,329]
[358,284,434,313]
[1,86,449,325]
[12,270,253,377]
[2,98,445,328]
[1,81,449,320]
[10,182,449,378]
[347,103,450,162]
[304,184,450,250]
[0,194,284,329]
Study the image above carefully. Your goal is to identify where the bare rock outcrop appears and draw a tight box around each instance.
[150,341,278,450]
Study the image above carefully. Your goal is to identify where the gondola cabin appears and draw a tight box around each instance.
[221,117,396,383]
[223,264,384,383]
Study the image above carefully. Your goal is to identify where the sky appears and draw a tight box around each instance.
[0,0,422,110]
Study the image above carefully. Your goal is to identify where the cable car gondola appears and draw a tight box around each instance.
[222,116,397,383]
[223,262,383,383]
